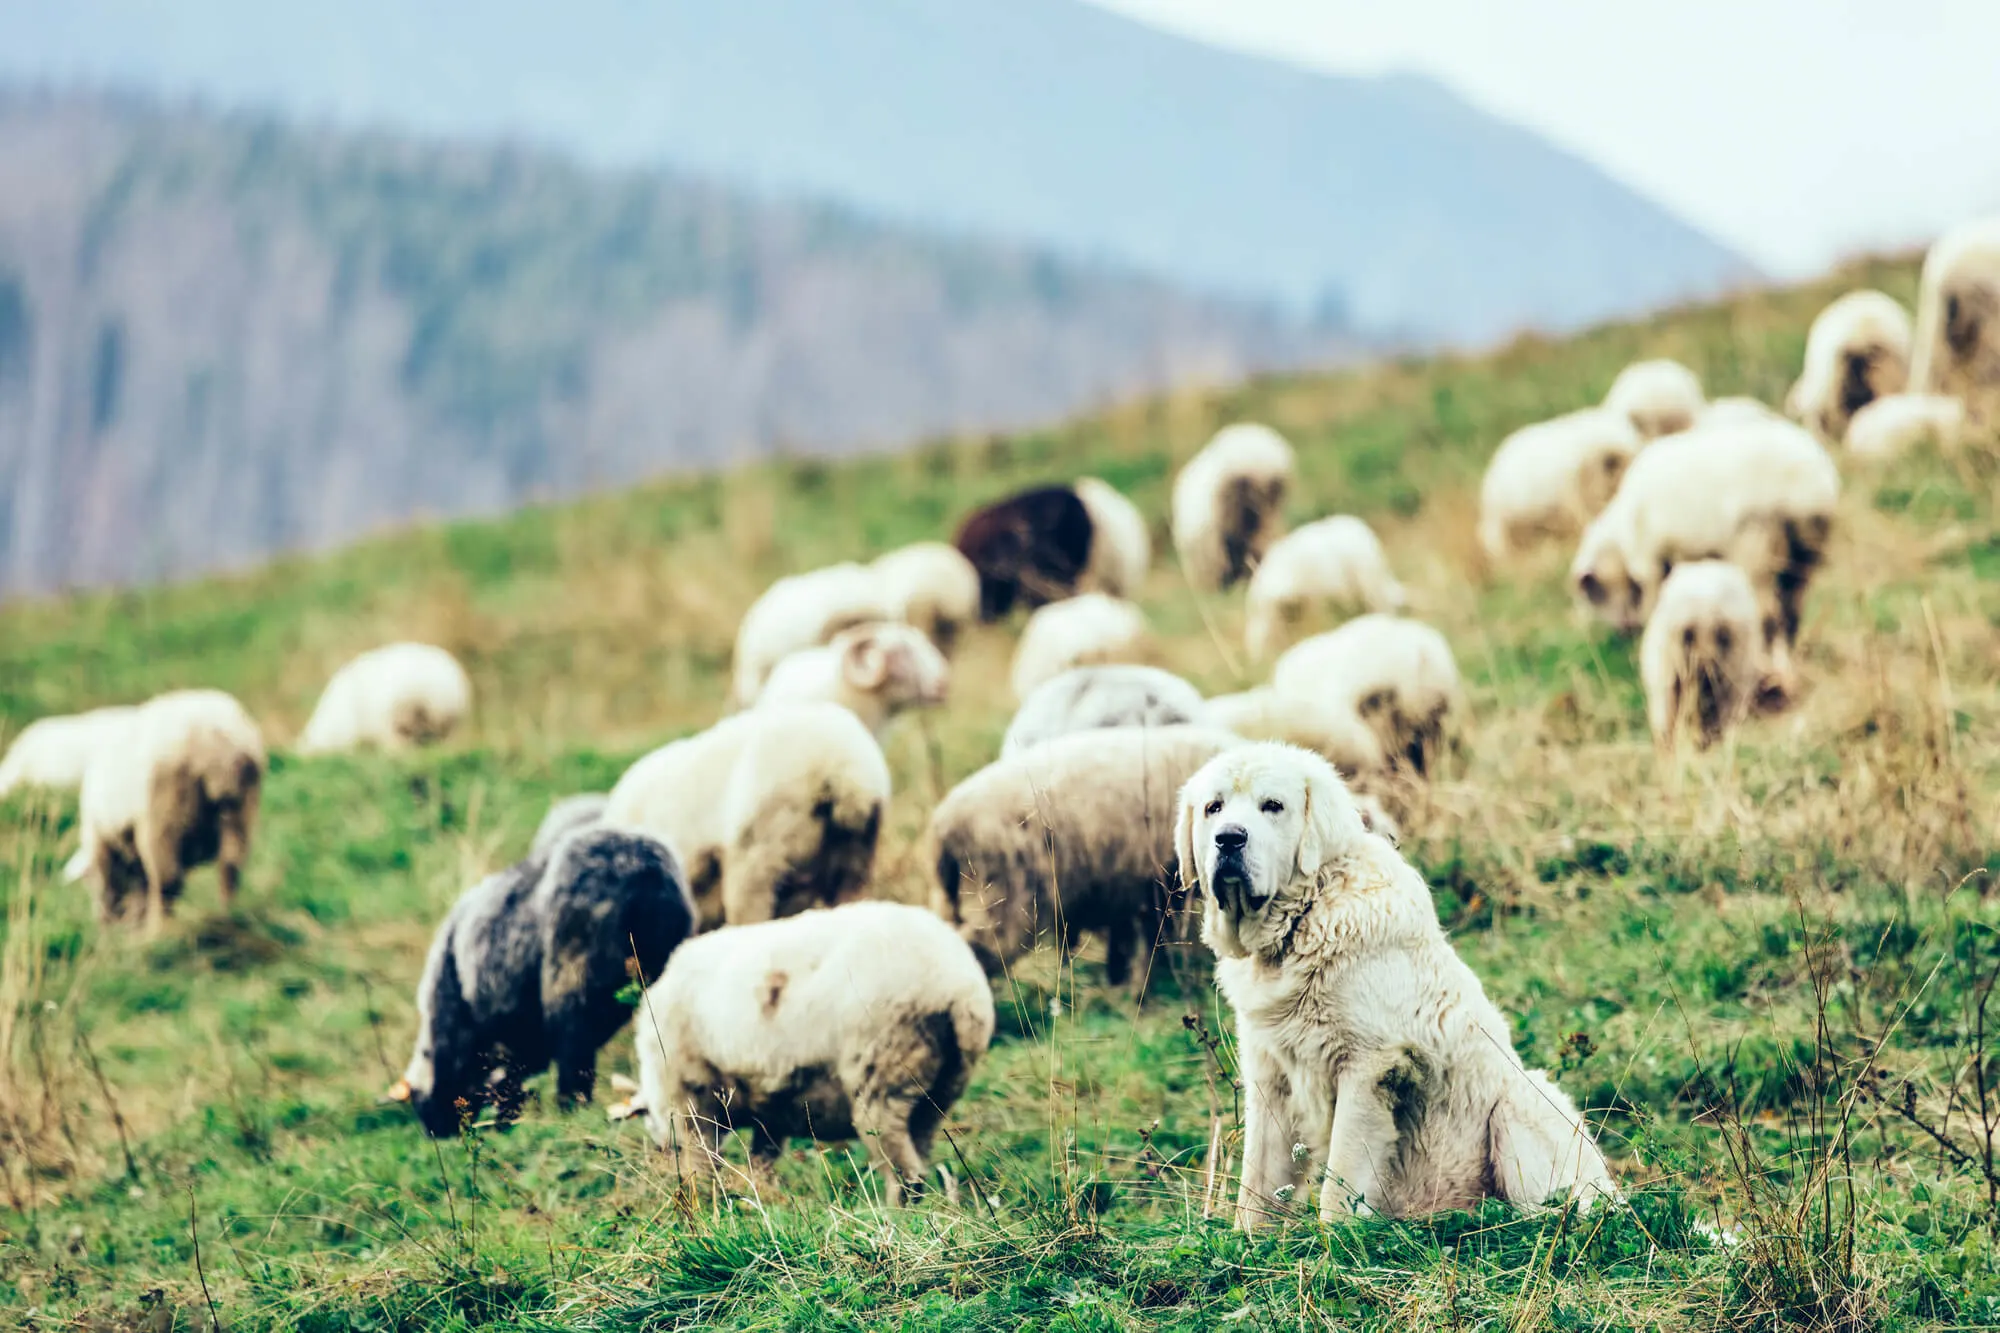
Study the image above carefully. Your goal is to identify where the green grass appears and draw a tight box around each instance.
[6,251,2000,1330]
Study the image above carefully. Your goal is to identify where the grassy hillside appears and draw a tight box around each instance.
[4,252,2000,1331]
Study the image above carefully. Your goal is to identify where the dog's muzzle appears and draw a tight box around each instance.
[1211,825,1262,915]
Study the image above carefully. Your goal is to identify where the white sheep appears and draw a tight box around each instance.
[602,702,890,929]
[1476,408,1643,564]
[756,622,949,738]
[68,689,265,928]
[1603,359,1705,439]
[1171,423,1296,591]
[1785,290,1912,443]
[931,726,1242,984]
[1200,689,1385,777]
[1699,396,1784,428]
[1073,476,1153,598]
[1844,393,1966,461]
[1910,216,2000,421]
[1569,419,1840,657]
[1010,593,1148,701]
[731,563,896,706]
[1244,516,1406,659]
[871,542,981,654]
[630,901,994,1205]
[297,642,472,754]
[1270,615,1461,775]
[0,706,137,796]
[1640,561,1766,749]
[1001,665,1205,757]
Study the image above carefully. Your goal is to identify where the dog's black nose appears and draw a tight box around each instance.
[1214,825,1248,852]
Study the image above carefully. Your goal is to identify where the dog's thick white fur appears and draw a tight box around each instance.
[1177,744,1616,1227]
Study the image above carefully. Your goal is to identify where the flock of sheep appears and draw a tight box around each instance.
[3,216,1996,1221]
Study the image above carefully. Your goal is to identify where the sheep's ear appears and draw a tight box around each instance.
[842,636,890,690]
[1173,794,1201,900]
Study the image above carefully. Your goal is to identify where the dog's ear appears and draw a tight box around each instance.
[1173,791,1201,899]
[1294,779,1324,879]
[1296,759,1367,879]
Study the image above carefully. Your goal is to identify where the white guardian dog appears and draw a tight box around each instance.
[1176,743,1617,1227]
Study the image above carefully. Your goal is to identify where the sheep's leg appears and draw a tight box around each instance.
[489,1065,527,1129]
[553,1046,596,1109]
[138,768,201,932]
[215,790,256,909]
[93,845,129,924]
[855,1095,928,1206]
[747,1123,784,1194]
[1102,922,1134,988]
[660,1094,731,1196]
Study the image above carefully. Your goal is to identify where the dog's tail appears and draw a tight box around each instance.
[1488,1068,1619,1211]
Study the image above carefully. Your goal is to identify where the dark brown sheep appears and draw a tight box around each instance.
[953,486,1095,620]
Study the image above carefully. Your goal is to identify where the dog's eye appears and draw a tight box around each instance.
[1203,799,1224,817]
[1260,799,1284,815]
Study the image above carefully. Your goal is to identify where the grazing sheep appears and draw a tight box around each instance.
[1001,665,1205,757]
[731,563,896,707]
[1845,393,1967,460]
[1910,216,2000,421]
[0,706,136,796]
[1640,561,1766,750]
[1245,516,1406,659]
[1569,419,1840,655]
[1201,689,1385,778]
[871,542,981,654]
[298,643,472,754]
[930,725,1240,984]
[1073,477,1153,598]
[1270,615,1460,776]
[1786,291,1912,443]
[1172,424,1296,591]
[530,793,609,860]
[1700,397,1783,428]
[1477,409,1644,563]
[392,828,696,1138]
[756,622,950,738]
[631,901,994,1205]
[69,690,265,927]
[603,703,889,930]
[953,486,1096,620]
[1603,359,1705,439]
[1010,593,1148,701]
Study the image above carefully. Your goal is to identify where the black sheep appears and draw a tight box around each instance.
[953,485,1096,620]
[394,827,695,1137]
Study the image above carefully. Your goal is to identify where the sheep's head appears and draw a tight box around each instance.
[1577,445,1635,514]
[837,625,950,711]
[1571,541,1645,633]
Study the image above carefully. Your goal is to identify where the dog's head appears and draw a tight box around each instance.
[1176,743,1368,960]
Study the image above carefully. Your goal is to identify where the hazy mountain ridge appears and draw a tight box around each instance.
[0,93,1338,594]
[6,0,1752,340]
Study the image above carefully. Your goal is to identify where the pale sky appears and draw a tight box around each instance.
[1091,0,2000,276]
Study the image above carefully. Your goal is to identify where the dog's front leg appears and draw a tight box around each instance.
[1236,1041,1307,1232]
[1320,1057,1404,1221]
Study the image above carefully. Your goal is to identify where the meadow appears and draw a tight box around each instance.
[3,252,1999,1331]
